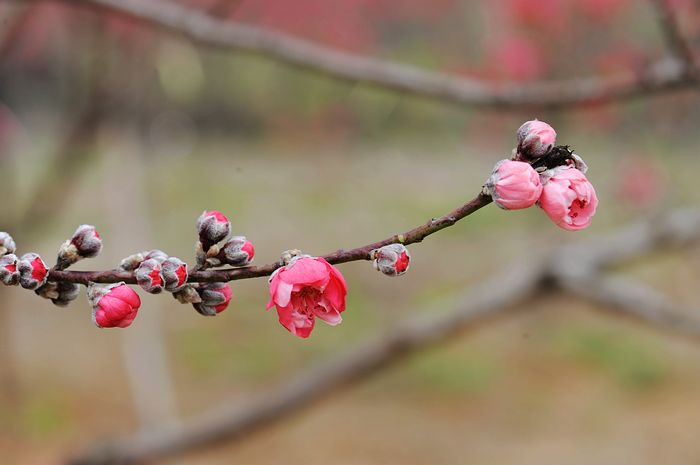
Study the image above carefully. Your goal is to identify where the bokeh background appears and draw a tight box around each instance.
[2,0,700,464]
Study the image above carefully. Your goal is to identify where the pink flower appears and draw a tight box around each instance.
[266,256,347,338]
[538,166,598,231]
[486,160,543,210]
[89,283,141,328]
[517,119,556,159]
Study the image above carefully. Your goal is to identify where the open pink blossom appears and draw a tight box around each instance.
[538,166,598,231]
[89,283,141,328]
[266,256,347,338]
[486,160,543,210]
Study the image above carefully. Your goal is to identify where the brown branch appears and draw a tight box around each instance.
[648,0,698,80]
[56,0,697,109]
[48,192,492,285]
[66,260,547,465]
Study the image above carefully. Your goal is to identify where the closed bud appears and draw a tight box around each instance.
[144,249,169,263]
[172,284,202,304]
[52,282,80,307]
[71,224,102,258]
[17,253,48,290]
[162,257,188,292]
[88,282,141,328]
[196,210,230,249]
[0,232,16,256]
[135,258,165,294]
[219,236,255,266]
[0,254,19,285]
[36,282,60,300]
[119,253,145,271]
[485,159,543,210]
[372,244,411,276]
[192,282,232,316]
[516,119,556,160]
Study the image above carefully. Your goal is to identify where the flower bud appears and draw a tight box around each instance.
[135,258,165,294]
[538,165,598,231]
[219,236,255,266]
[0,232,16,256]
[144,249,169,263]
[516,119,556,160]
[485,160,543,210]
[56,224,103,270]
[162,257,188,292]
[372,244,411,276]
[196,210,230,249]
[88,282,141,328]
[192,282,232,316]
[17,253,48,290]
[52,282,80,307]
[119,253,145,271]
[172,284,202,304]
[0,254,19,286]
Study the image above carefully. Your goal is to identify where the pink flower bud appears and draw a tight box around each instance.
[266,256,347,338]
[135,258,165,294]
[88,282,141,328]
[193,282,233,316]
[71,224,102,258]
[144,249,169,263]
[161,257,188,292]
[485,160,543,210]
[219,236,255,266]
[0,254,19,286]
[538,166,598,231]
[0,232,16,256]
[196,210,230,248]
[17,253,48,290]
[372,244,411,276]
[517,119,556,159]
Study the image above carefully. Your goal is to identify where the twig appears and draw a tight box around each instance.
[66,260,547,465]
[48,192,492,285]
[53,0,697,109]
[648,0,698,79]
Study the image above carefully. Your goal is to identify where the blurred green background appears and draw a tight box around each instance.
[2,0,700,463]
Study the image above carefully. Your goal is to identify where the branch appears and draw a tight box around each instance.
[61,0,696,109]
[66,260,547,465]
[648,0,698,80]
[48,192,492,285]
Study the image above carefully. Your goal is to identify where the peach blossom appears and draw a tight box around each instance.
[538,166,598,231]
[486,160,543,210]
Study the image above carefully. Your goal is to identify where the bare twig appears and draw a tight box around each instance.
[648,0,698,79]
[67,260,547,465]
[49,192,492,285]
[53,0,697,109]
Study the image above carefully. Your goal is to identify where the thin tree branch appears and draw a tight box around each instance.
[66,259,547,465]
[48,192,492,285]
[648,0,698,80]
[54,0,697,109]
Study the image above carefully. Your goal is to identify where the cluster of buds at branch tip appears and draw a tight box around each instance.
[0,232,16,256]
[372,244,411,277]
[483,120,598,231]
[56,224,102,270]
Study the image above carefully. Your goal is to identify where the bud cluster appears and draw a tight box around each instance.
[484,119,598,231]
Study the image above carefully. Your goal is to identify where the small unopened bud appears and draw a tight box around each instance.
[88,282,141,328]
[172,284,202,304]
[192,282,232,316]
[372,244,411,276]
[17,253,48,290]
[144,249,169,263]
[280,249,303,266]
[0,232,16,256]
[52,282,80,307]
[162,257,188,292]
[516,119,556,160]
[196,210,230,249]
[0,254,19,285]
[36,281,60,300]
[119,253,145,271]
[219,236,255,266]
[56,225,103,270]
[135,258,165,294]
[485,159,543,210]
